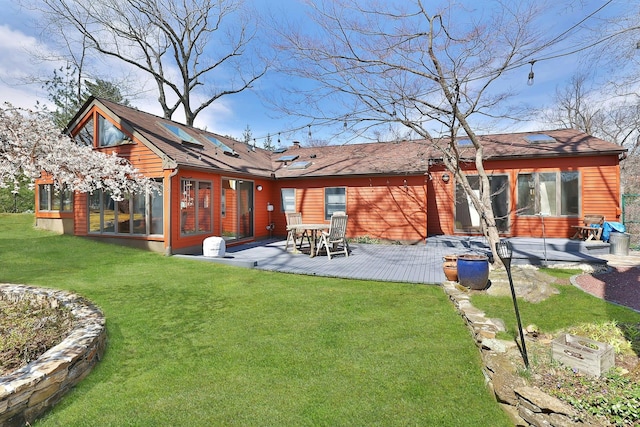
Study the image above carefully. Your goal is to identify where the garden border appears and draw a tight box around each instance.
[0,284,106,427]
[442,281,591,426]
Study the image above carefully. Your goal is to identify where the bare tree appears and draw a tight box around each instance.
[544,72,640,192]
[29,0,267,126]
[272,0,552,262]
[544,73,602,135]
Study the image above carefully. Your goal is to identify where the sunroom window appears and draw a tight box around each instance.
[74,117,94,146]
[88,180,163,235]
[38,184,73,212]
[516,171,579,216]
[98,114,128,147]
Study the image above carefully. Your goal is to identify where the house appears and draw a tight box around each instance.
[35,97,627,254]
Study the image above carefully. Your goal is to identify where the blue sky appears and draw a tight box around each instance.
[0,0,634,146]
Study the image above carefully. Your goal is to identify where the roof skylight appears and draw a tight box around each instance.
[162,123,203,146]
[276,155,299,162]
[524,134,556,144]
[288,161,312,170]
[205,135,234,155]
[457,138,473,146]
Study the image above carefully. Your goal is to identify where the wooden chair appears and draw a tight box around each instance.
[316,214,350,259]
[570,214,605,241]
[285,212,310,251]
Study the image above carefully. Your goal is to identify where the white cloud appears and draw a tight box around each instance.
[0,24,56,108]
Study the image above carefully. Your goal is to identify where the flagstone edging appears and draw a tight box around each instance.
[0,284,106,427]
[442,281,589,426]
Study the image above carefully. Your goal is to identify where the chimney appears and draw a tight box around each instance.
[292,141,301,149]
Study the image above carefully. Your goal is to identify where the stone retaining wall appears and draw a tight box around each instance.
[442,281,592,426]
[0,284,106,427]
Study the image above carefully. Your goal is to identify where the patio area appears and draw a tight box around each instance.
[176,236,611,284]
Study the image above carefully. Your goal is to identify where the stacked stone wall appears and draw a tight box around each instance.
[442,281,593,426]
[0,284,106,427]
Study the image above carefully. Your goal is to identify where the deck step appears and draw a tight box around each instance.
[507,237,609,256]
[425,236,610,266]
[510,249,607,266]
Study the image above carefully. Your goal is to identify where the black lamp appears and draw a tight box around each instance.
[495,239,529,369]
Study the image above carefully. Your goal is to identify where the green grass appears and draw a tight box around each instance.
[0,214,511,426]
[472,268,640,336]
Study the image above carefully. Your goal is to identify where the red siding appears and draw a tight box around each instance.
[74,192,88,236]
[35,103,624,249]
[93,107,165,176]
[65,107,167,242]
[428,155,622,238]
[273,175,428,243]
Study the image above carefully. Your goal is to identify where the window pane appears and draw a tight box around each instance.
[150,182,164,235]
[117,197,131,233]
[74,117,94,146]
[561,171,579,216]
[281,188,295,212]
[51,188,61,210]
[325,187,346,219]
[455,175,509,232]
[98,114,126,147]
[132,193,146,234]
[539,173,556,215]
[39,184,51,211]
[60,188,73,212]
[103,192,116,233]
[198,181,212,232]
[181,180,196,234]
[89,192,101,233]
[517,174,535,215]
[455,176,480,230]
[490,176,509,232]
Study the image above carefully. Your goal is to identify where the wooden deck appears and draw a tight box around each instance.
[175,236,611,285]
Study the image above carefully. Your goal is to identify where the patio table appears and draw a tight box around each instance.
[286,223,329,257]
[570,225,600,241]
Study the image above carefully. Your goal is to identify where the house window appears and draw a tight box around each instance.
[180,179,212,235]
[281,188,296,212]
[38,184,73,212]
[517,171,579,216]
[98,114,128,147]
[325,187,346,220]
[455,175,509,232]
[88,181,163,235]
[73,117,94,146]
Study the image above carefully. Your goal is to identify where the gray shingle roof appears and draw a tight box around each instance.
[82,99,626,179]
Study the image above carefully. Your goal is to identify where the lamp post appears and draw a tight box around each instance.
[495,239,529,369]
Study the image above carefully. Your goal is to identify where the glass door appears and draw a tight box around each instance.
[455,175,510,233]
[221,178,254,241]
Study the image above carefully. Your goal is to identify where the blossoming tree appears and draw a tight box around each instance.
[0,103,154,201]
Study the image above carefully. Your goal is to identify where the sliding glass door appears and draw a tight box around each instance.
[221,178,254,241]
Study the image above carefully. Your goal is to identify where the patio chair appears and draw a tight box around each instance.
[570,214,605,241]
[316,214,350,259]
[285,212,310,251]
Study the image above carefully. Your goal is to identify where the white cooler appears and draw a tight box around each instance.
[203,236,226,257]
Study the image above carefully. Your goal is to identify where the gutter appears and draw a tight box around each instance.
[165,168,179,256]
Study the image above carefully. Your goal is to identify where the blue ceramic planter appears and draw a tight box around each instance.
[457,254,489,290]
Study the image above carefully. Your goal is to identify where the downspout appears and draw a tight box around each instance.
[165,168,179,256]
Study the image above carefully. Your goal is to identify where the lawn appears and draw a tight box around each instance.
[471,268,640,335]
[0,214,512,426]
